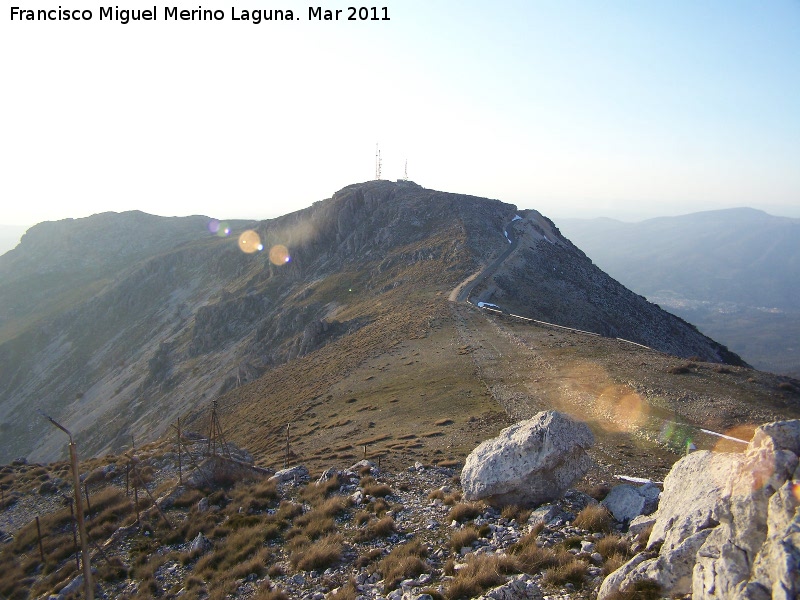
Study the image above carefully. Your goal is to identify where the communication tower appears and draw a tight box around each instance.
[404,159,408,181]
[375,143,382,180]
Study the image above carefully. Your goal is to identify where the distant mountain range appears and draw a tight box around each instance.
[557,208,800,377]
[0,181,748,464]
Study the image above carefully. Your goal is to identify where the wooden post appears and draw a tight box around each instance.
[69,501,80,571]
[41,413,93,600]
[133,461,140,527]
[36,516,45,563]
[177,418,182,485]
[68,441,94,600]
[284,424,290,469]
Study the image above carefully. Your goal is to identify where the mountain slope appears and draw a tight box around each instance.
[556,209,800,376]
[0,182,750,464]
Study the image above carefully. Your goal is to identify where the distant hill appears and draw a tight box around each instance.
[557,208,800,377]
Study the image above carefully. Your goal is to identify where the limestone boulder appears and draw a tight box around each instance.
[600,483,660,523]
[461,410,594,506]
[599,419,800,600]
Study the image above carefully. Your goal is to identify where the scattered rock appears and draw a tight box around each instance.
[190,532,212,556]
[269,465,309,485]
[461,410,594,506]
[600,482,660,522]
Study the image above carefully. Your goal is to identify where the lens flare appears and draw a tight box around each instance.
[238,230,261,254]
[257,244,264,251]
[215,221,231,237]
[269,244,290,265]
[711,424,756,453]
[595,384,647,433]
[793,483,800,503]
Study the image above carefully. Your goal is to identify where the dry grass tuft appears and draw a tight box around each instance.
[573,504,612,533]
[500,504,531,523]
[445,554,518,599]
[447,502,483,523]
[596,534,630,559]
[363,483,393,498]
[449,526,479,552]
[355,516,396,542]
[603,552,628,576]
[375,540,428,592]
[542,558,588,588]
[289,534,343,572]
[604,579,663,600]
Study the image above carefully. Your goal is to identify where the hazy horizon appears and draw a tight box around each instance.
[3,2,798,229]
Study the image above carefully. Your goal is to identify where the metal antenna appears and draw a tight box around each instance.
[404,159,408,181]
[375,143,382,180]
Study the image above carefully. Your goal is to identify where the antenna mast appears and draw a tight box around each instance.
[375,143,382,180]
[404,159,408,181]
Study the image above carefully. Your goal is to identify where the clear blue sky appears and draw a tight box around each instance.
[2,0,798,227]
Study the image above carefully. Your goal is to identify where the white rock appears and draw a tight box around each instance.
[601,485,645,523]
[461,411,594,506]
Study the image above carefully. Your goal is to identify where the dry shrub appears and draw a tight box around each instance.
[354,510,371,526]
[95,556,130,582]
[428,489,445,501]
[447,502,483,523]
[667,364,691,375]
[542,558,588,588]
[329,581,359,600]
[253,585,290,600]
[290,534,342,572]
[363,483,393,498]
[604,579,663,600]
[276,501,303,521]
[449,526,479,552]
[375,539,428,591]
[355,548,383,569]
[172,488,205,508]
[366,497,390,516]
[573,504,612,533]
[514,544,573,574]
[585,484,611,501]
[355,516,396,541]
[443,492,462,505]
[596,534,630,559]
[230,548,271,580]
[603,552,628,576]
[500,504,531,523]
[445,554,518,599]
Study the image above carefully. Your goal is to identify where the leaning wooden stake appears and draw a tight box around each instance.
[41,413,93,600]
[285,424,290,469]
[36,516,44,563]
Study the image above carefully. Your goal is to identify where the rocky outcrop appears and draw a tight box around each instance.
[598,419,800,600]
[461,410,594,507]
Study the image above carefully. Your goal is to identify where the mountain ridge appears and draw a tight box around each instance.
[0,181,760,466]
